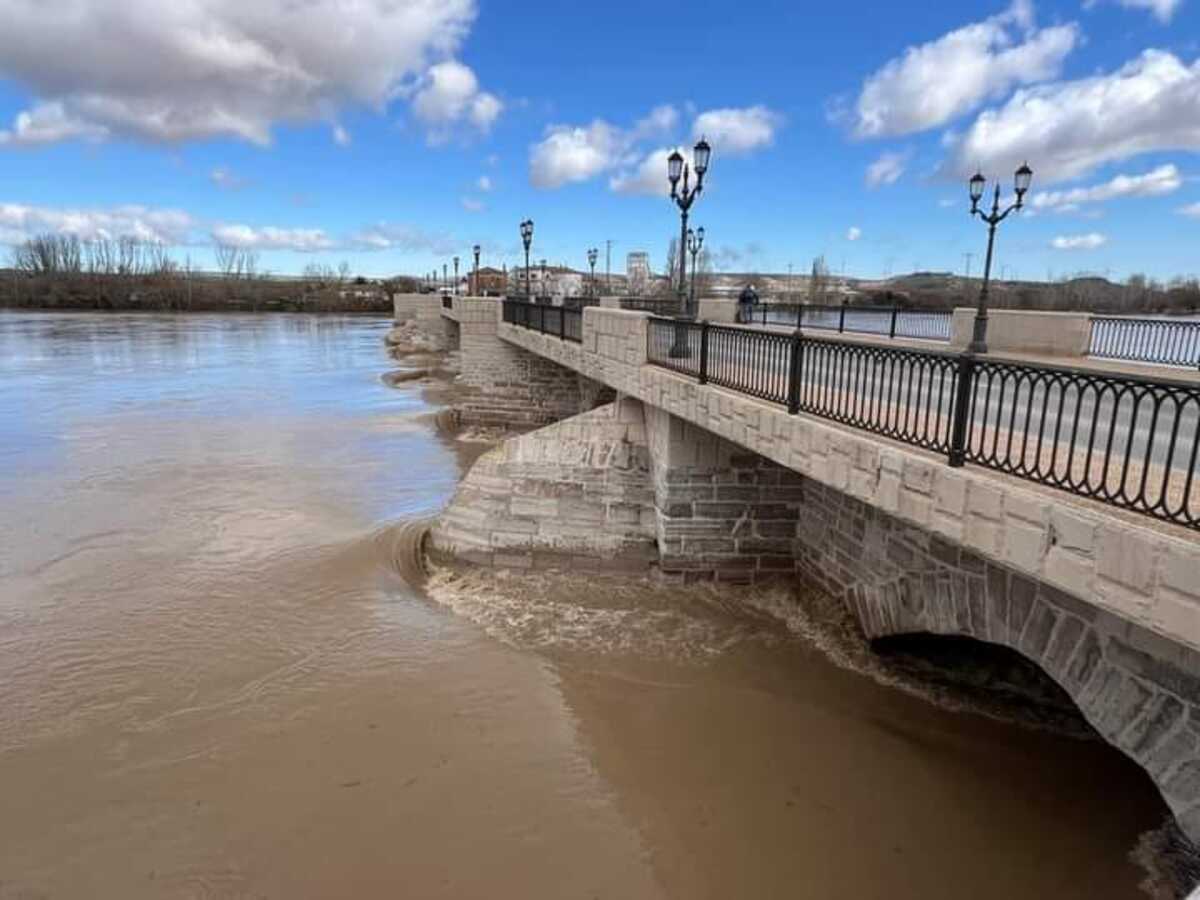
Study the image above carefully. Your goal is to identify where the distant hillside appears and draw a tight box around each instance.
[700,269,1200,315]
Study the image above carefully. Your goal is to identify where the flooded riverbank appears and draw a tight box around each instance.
[0,311,1189,898]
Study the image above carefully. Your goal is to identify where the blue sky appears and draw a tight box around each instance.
[0,0,1196,282]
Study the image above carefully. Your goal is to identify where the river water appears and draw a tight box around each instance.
[0,311,1185,899]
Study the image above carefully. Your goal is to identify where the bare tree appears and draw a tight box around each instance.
[664,237,679,294]
[693,248,714,299]
[214,242,240,279]
[337,260,351,285]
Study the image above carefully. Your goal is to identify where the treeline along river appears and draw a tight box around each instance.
[0,310,1191,898]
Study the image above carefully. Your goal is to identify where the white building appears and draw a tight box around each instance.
[627,252,651,296]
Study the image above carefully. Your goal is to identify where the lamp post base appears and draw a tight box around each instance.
[668,317,691,358]
[967,312,988,355]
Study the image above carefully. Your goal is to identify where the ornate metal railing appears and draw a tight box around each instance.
[646,317,1199,530]
[1090,316,1200,368]
[502,299,583,343]
[621,297,684,315]
[757,303,952,342]
[562,296,601,312]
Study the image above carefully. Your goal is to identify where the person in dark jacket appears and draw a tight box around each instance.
[738,284,759,324]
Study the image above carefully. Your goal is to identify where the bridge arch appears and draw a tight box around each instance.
[840,541,1200,844]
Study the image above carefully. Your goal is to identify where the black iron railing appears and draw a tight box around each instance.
[1090,316,1200,368]
[646,317,1199,530]
[563,296,601,312]
[502,299,582,343]
[621,297,684,315]
[757,302,952,342]
[442,295,453,310]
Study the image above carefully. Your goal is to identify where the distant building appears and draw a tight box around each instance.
[470,266,507,296]
[627,252,650,296]
[506,264,584,299]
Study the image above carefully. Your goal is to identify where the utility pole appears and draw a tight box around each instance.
[963,252,974,279]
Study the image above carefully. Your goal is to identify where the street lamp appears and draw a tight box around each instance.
[442,263,448,293]
[519,219,534,300]
[453,256,460,296]
[667,137,711,320]
[687,226,705,310]
[966,162,1032,353]
[587,248,598,296]
[472,244,481,296]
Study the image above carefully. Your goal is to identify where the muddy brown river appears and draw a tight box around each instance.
[0,311,1186,898]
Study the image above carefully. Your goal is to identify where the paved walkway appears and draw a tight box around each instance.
[745,321,1200,385]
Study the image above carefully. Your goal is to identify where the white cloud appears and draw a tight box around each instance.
[851,1,1079,138]
[944,50,1200,184]
[210,166,247,190]
[0,102,108,146]
[411,61,503,142]
[0,0,480,147]
[1178,202,1200,217]
[1030,163,1181,210]
[609,149,674,197]
[632,105,679,140]
[332,125,352,147]
[532,103,777,191]
[460,196,484,212]
[1093,0,1184,23]
[211,224,334,252]
[476,175,492,192]
[846,226,862,241]
[0,202,194,245]
[529,120,628,189]
[865,151,908,187]
[692,105,781,153]
[1050,232,1107,249]
[349,222,459,255]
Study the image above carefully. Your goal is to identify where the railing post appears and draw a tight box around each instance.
[889,304,898,339]
[559,307,566,340]
[948,352,977,468]
[698,320,710,385]
[839,299,847,333]
[786,331,803,415]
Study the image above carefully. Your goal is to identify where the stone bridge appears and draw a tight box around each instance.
[402,294,1200,843]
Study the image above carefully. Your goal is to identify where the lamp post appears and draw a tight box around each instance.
[687,226,705,310]
[453,256,460,296]
[540,259,547,303]
[587,248,598,297]
[442,263,448,293]
[519,219,534,300]
[667,137,711,320]
[966,162,1032,354]
[472,244,481,296]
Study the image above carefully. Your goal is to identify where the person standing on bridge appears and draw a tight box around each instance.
[738,283,759,324]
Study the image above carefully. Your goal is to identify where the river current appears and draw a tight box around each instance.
[0,311,1188,898]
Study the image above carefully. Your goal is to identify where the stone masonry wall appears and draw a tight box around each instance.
[453,296,594,427]
[644,404,807,584]
[498,306,1200,661]
[430,398,657,571]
